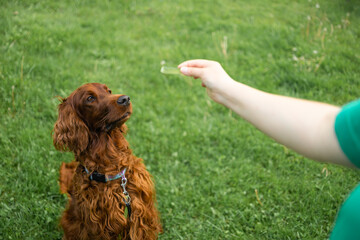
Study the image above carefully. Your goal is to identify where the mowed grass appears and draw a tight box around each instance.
[1,0,360,239]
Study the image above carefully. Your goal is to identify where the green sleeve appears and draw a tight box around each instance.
[330,184,360,239]
[334,99,360,168]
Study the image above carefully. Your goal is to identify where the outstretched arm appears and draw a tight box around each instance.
[178,60,353,167]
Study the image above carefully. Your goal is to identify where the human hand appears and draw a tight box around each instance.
[178,59,235,104]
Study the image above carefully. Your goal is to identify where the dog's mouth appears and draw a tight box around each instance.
[105,112,131,132]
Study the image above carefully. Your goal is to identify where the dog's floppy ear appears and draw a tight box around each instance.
[53,98,89,155]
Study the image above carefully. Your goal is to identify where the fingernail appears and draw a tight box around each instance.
[180,67,188,74]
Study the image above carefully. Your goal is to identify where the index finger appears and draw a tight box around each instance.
[178,59,211,69]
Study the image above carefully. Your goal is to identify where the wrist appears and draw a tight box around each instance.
[213,77,238,105]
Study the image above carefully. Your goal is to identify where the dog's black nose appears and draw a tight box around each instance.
[117,95,130,106]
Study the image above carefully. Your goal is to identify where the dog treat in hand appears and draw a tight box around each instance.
[160,66,181,75]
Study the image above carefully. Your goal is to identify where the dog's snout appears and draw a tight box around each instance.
[117,95,130,106]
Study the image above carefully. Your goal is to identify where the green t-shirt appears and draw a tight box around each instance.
[331,99,360,239]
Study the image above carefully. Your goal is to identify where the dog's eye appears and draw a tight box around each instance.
[87,95,96,103]
[108,90,112,94]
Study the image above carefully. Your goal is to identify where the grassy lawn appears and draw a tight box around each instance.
[1,0,360,239]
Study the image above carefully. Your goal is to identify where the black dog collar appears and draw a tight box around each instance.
[80,165,126,183]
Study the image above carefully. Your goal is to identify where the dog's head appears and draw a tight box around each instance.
[53,83,132,154]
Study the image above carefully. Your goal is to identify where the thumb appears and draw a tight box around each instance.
[180,67,204,79]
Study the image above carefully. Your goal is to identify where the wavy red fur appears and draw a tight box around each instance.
[53,83,162,240]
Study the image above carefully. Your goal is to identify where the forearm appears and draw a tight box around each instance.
[219,80,353,167]
[178,59,352,167]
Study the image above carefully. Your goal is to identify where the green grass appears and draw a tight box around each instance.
[1,0,360,239]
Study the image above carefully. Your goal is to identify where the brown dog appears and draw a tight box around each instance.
[53,83,161,240]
